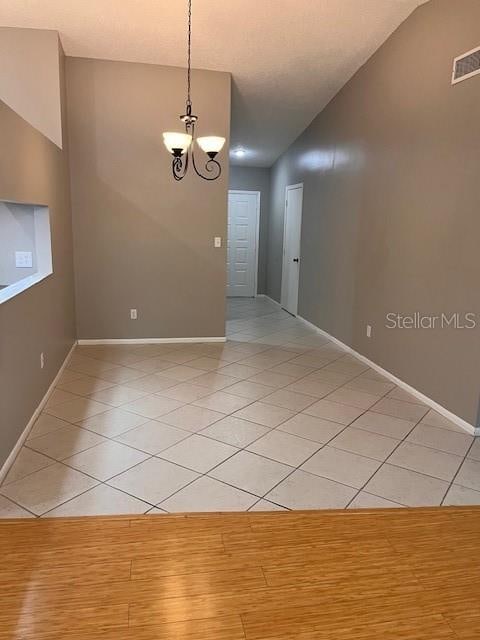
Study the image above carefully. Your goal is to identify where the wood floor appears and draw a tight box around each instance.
[1,507,479,639]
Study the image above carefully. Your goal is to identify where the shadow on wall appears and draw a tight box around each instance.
[66,56,230,341]
[265,0,480,427]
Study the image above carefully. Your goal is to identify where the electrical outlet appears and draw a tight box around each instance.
[130,309,137,320]
[214,237,222,248]
[40,352,45,369]
[366,324,372,338]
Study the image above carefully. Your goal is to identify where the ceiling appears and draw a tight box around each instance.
[0,0,428,167]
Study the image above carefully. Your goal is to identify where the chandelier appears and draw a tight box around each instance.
[162,0,225,181]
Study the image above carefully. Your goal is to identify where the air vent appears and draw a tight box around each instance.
[452,46,480,84]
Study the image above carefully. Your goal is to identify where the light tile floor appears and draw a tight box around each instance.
[1,296,479,517]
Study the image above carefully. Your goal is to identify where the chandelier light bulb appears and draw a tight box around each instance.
[196,136,226,156]
[163,132,192,155]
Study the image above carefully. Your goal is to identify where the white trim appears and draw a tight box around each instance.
[281,183,303,315]
[256,294,282,309]
[452,44,480,85]
[254,192,261,296]
[0,272,53,305]
[77,337,227,345]
[297,315,477,436]
[227,190,261,297]
[0,341,77,485]
[0,205,53,306]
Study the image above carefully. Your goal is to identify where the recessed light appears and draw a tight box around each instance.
[232,147,246,157]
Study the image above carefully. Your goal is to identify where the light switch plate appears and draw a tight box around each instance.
[15,251,33,268]
[214,237,222,248]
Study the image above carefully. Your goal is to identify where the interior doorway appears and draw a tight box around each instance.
[227,190,260,297]
[281,183,303,316]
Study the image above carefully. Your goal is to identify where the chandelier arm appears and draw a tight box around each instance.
[172,150,189,181]
[191,148,222,181]
[190,123,221,181]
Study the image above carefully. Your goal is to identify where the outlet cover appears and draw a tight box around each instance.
[15,251,33,268]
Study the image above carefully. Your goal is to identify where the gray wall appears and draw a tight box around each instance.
[229,165,270,294]
[267,0,480,427]
[0,55,76,468]
[0,27,63,147]
[66,57,231,339]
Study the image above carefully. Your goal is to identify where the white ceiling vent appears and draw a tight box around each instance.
[452,46,480,84]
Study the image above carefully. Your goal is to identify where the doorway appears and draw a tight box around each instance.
[227,190,260,297]
[281,183,303,316]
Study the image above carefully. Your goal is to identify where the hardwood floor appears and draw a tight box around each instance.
[1,507,479,638]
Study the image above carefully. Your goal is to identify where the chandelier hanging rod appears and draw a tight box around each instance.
[162,0,226,181]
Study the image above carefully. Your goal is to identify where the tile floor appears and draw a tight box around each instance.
[1,296,479,517]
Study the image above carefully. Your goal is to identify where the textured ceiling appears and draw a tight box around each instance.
[0,0,428,166]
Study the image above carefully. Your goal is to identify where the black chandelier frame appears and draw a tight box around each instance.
[168,0,223,182]
[171,106,222,182]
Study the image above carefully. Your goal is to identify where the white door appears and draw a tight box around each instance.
[281,184,303,315]
[227,191,259,297]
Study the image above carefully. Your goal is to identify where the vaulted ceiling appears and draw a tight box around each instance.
[0,0,428,166]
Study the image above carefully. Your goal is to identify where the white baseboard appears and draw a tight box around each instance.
[297,315,477,436]
[256,294,282,309]
[0,341,77,485]
[77,337,227,345]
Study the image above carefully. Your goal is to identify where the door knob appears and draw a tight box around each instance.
[293,258,299,263]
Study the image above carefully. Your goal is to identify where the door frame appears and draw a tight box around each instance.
[227,190,261,296]
[281,183,303,315]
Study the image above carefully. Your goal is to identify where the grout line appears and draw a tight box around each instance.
[3,299,478,518]
[39,472,158,518]
[0,494,39,517]
[345,408,456,509]
[240,420,359,506]
[440,438,477,506]
[32,400,476,515]
[347,490,406,508]
[3,447,59,485]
